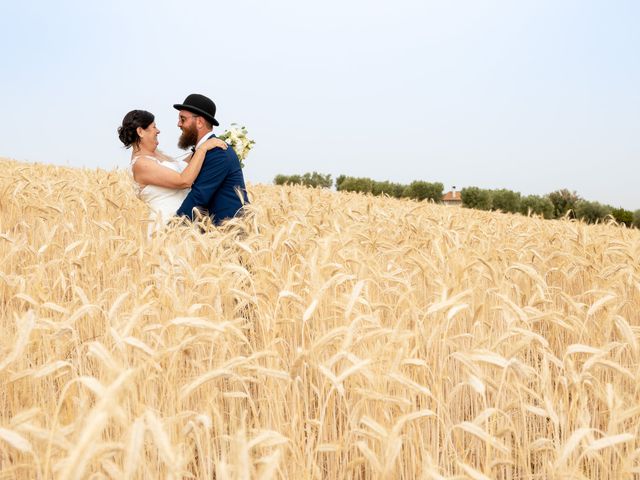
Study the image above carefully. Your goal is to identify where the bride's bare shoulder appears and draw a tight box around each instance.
[131,155,158,170]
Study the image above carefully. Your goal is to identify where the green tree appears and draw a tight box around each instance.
[276,175,302,185]
[634,210,640,229]
[402,181,444,202]
[274,174,302,185]
[273,174,286,186]
[547,189,580,219]
[520,195,554,219]
[574,200,613,224]
[460,187,492,210]
[371,180,404,198]
[611,207,633,227]
[336,176,374,194]
[301,172,333,188]
[274,173,332,188]
[491,189,521,214]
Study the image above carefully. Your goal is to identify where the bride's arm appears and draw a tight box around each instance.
[183,137,227,164]
[132,139,227,189]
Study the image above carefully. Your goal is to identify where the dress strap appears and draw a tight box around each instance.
[131,154,159,166]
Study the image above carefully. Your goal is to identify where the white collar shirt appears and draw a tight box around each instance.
[195,131,215,150]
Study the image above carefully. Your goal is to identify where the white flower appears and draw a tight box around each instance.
[219,123,254,168]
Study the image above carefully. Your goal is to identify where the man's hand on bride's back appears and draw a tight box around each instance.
[200,138,228,152]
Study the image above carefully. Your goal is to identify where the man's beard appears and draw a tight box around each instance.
[178,124,198,150]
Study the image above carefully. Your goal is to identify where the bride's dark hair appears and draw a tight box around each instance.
[117,110,155,149]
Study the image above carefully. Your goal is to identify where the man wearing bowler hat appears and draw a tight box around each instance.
[174,93,249,224]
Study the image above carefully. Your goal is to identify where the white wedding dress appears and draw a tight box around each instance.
[130,155,189,233]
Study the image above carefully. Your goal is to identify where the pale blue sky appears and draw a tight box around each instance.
[1,0,638,209]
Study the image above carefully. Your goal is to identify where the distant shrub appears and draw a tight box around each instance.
[461,187,492,210]
[402,181,444,202]
[634,210,640,229]
[574,200,613,224]
[520,195,554,219]
[611,207,633,227]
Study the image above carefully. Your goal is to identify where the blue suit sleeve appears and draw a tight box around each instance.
[176,149,228,219]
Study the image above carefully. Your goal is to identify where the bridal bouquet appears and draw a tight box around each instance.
[219,124,255,168]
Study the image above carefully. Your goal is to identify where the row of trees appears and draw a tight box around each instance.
[273,172,333,189]
[461,187,640,227]
[274,173,444,202]
[336,176,444,202]
[273,173,639,228]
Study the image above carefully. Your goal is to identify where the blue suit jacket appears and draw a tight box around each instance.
[176,134,249,224]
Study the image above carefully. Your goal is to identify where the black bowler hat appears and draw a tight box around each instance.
[173,93,219,126]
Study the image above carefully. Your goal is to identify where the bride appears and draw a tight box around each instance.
[117,109,227,229]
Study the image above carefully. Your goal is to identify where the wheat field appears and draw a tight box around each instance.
[1,158,639,479]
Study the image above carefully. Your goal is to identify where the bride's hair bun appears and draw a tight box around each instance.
[117,110,155,149]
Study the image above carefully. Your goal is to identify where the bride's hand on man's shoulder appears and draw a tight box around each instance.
[200,138,228,152]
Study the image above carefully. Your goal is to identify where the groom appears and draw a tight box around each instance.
[174,93,249,224]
